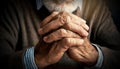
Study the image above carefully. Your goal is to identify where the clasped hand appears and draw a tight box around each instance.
[35,11,98,68]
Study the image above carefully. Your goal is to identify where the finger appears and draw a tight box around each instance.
[43,29,80,43]
[80,23,89,31]
[71,19,89,31]
[68,12,86,24]
[46,42,68,65]
[70,15,89,31]
[60,38,84,50]
[63,23,89,37]
[74,19,89,31]
[45,42,66,64]
[41,12,59,27]
[38,17,65,35]
[65,12,89,31]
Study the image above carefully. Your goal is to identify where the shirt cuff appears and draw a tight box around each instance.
[24,47,38,69]
[91,44,103,69]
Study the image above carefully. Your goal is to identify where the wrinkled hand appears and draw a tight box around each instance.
[39,11,89,39]
[34,12,84,68]
[36,11,98,68]
[34,37,83,68]
[68,38,98,66]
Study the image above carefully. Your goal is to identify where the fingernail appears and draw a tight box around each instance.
[38,28,42,34]
[43,37,47,42]
[86,25,89,31]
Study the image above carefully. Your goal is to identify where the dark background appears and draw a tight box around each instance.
[105,0,120,31]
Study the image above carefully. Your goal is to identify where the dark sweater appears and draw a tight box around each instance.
[0,0,120,69]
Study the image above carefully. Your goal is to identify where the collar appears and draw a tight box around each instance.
[36,0,43,10]
[36,0,83,11]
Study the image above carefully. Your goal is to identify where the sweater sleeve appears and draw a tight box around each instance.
[91,2,120,69]
[0,1,27,69]
[82,0,120,69]
[97,14,120,69]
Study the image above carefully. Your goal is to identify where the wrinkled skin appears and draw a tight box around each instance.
[35,11,98,68]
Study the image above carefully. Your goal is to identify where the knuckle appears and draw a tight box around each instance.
[66,16,71,23]
[78,39,84,45]
[45,34,56,43]
[59,16,66,25]
[60,38,69,50]
[58,12,70,25]
[58,29,67,36]
[63,38,71,46]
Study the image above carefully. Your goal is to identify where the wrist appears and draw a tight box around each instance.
[35,55,49,68]
[84,39,99,66]
[85,49,98,67]
[92,44,103,68]
[85,40,99,67]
